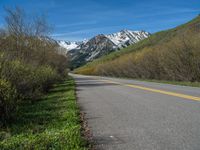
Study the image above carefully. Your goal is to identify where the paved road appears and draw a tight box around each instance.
[71,74,200,150]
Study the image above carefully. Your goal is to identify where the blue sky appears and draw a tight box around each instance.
[0,0,199,41]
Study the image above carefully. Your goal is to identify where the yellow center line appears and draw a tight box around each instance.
[99,79,200,102]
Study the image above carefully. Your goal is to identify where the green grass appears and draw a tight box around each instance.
[0,77,87,150]
[137,79,200,88]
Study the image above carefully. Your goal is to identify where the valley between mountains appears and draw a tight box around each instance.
[57,30,150,68]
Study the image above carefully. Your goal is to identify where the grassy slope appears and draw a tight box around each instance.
[0,77,87,150]
[74,16,200,86]
[75,16,200,72]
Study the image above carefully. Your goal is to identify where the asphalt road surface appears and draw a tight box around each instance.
[71,74,200,150]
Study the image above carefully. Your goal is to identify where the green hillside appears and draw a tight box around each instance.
[75,16,200,82]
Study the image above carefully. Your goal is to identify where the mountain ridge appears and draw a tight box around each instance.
[57,29,150,68]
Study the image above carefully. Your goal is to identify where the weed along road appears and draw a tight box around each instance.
[71,74,200,150]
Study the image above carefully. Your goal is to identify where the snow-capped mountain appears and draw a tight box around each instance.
[106,30,150,48]
[67,29,150,68]
[57,41,81,50]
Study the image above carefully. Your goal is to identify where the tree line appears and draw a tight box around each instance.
[0,7,68,124]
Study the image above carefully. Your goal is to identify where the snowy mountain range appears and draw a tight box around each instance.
[106,30,150,48]
[57,30,150,68]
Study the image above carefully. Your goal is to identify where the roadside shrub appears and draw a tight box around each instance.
[75,67,95,75]
[1,60,59,100]
[1,60,36,99]
[0,59,64,121]
[0,79,17,123]
[34,66,60,93]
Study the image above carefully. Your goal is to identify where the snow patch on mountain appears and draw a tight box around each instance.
[57,41,80,50]
[86,50,101,61]
[57,39,89,51]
